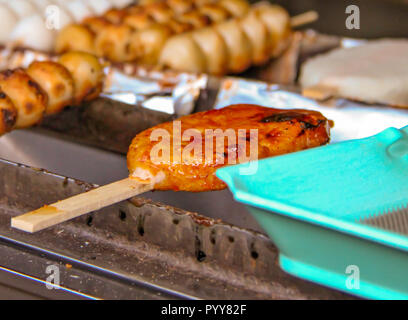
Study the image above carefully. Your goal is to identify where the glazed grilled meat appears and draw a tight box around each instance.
[127,104,332,192]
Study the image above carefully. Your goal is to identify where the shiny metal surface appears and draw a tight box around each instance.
[0,158,351,299]
[0,129,263,233]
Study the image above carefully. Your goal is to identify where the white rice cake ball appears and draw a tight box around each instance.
[58,0,94,22]
[108,0,134,8]
[6,0,38,18]
[9,14,56,51]
[86,0,112,15]
[0,3,18,43]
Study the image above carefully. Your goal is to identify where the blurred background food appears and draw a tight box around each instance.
[0,0,134,51]
[0,0,293,76]
[0,0,407,104]
[0,51,105,135]
[53,0,293,76]
[0,0,407,77]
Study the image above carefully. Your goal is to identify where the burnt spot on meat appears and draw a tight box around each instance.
[300,119,326,130]
[0,92,6,99]
[300,121,317,129]
[260,111,327,132]
[260,111,306,123]
[25,102,34,112]
[297,129,306,137]
[1,109,16,130]
[53,83,66,97]
[28,79,43,93]
[1,70,14,78]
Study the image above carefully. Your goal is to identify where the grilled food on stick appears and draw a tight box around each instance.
[0,0,134,52]
[0,51,104,135]
[128,104,331,191]
[12,104,332,232]
[55,0,293,75]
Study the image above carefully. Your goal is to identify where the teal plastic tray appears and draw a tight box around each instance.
[216,126,408,300]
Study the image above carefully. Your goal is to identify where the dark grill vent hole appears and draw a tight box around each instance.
[138,226,145,236]
[197,251,206,262]
[119,210,127,221]
[251,251,259,259]
[173,219,179,225]
[228,236,234,243]
[86,216,93,227]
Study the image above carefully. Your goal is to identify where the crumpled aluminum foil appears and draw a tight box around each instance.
[214,77,408,143]
[2,47,407,143]
[103,66,208,115]
[0,48,208,116]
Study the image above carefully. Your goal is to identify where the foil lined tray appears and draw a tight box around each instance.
[0,48,208,117]
[0,158,350,299]
[213,78,408,143]
[3,39,405,154]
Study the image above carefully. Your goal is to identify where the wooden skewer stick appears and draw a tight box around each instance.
[11,178,153,233]
[290,11,319,28]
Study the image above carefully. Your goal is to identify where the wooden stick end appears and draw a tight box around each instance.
[11,217,36,233]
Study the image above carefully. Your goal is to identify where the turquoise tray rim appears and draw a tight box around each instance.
[279,254,408,300]
[216,169,408,254]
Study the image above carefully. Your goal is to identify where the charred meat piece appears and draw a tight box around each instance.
[128,104,332,192]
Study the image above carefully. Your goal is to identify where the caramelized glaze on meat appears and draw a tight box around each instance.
[127,104,332,192]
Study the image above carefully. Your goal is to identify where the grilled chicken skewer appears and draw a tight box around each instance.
[0,51,104,135]
[12,104,332,232]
